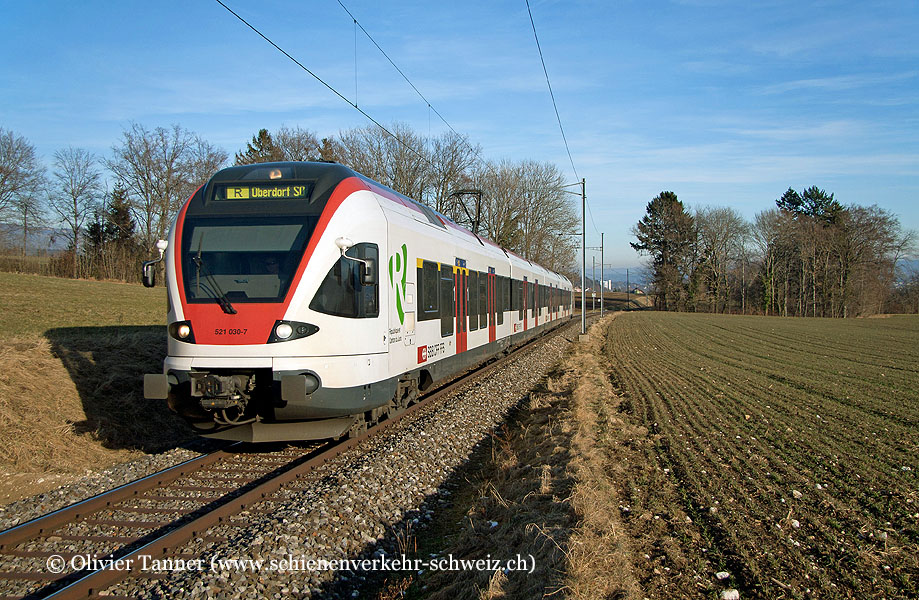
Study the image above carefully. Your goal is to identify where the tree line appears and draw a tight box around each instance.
[631,189,918,316]
[0,124,579,281]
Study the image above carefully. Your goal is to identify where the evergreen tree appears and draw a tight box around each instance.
[777,186,844,224]
[234,129,284,165]
[631,191,696,310]
[107,187,136,244]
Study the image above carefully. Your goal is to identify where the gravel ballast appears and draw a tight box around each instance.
[0,445,213,531]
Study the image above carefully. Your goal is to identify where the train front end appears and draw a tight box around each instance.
[143,162,390,442]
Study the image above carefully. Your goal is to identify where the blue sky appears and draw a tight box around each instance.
[1,0,917,271]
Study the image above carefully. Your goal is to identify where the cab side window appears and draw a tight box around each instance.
[309,243,379,318]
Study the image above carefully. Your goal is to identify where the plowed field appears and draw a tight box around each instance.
[602,312,918,598]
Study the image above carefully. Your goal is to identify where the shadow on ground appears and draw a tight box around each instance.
[44,326,199,453]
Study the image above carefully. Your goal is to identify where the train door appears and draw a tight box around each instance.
[487,268,496,343]
[455,259,467,353]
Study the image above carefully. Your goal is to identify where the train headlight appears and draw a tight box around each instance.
[168,321,195,343]
[267,320,319,343]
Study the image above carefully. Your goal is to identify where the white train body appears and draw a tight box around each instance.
[144,162,572,441]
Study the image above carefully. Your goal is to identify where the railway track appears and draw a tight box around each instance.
[0,326,556,600]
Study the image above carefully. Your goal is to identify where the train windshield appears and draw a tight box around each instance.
[181,215,317,304]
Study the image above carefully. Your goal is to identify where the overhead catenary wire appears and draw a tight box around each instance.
[216,0,587,236]
[334,0,505,183]
[525,0,579,183]
[353,17,358,106]
[337,0,592,234]
[524,0,601,239]
[336,1,445,127]
[213,0,432,169]
[217,0,504,196]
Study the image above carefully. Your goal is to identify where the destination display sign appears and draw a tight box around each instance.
[216,183,312,201]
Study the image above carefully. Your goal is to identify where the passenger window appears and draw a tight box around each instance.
[517,280,524,319]
[418,260,439,321]
[497,276,505,326]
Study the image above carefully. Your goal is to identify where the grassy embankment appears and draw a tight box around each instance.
[393,311,917,599]
[0,272,192,504]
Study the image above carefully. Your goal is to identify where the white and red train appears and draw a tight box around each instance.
[143,161,572,442]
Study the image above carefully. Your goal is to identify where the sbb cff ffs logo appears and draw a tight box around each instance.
[417,343,445,364]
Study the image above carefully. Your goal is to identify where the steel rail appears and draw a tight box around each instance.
[0,447,237,552]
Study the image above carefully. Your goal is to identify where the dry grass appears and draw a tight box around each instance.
[401,370,582,599]
[560,315,643,600]
[0,273,193,504]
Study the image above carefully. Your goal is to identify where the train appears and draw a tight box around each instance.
[142,161,573,442]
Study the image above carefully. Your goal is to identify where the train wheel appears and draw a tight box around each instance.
[347,416,368,439]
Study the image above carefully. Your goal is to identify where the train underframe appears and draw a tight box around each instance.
[146,316,566,443]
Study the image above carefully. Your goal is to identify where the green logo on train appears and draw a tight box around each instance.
[389,244,407,325]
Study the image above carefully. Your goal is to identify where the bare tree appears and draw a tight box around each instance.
[837,204,915,316]
[108,123,227,248]
[326,123,575,271]
[0,128,45,221]
[695,206,748,312]
[12,190,46,259]
[336,123,429,199]
[336,125,387,183]
[275,126,321,161]
[472,160,577,272]
[49,147,102,277]
[187,137,228,203]
[514,161,578,270]
[473,160,523,249]
[427,131,479,214]
[751,209,784,315]
[382,123,427,200]
[749,194,916,318]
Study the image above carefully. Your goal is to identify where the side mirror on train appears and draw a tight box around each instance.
[141,239,168,288]
[360,258,377,286]
[142,262,157,288]
[335,237,377,286]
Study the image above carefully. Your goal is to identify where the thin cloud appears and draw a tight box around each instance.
[723,120,865,142]
[757,71,919,95]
